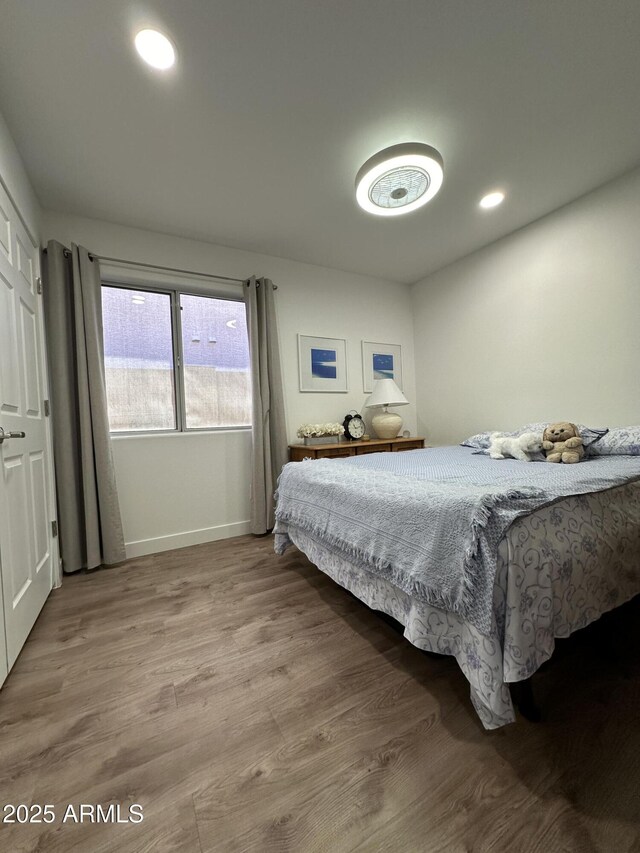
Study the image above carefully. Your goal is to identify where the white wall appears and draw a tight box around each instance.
[43,210,416,556]
[411,166,640,446]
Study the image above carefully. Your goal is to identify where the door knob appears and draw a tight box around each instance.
[0,427,26,444]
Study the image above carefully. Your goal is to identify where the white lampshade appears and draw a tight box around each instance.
[364,378,409,409]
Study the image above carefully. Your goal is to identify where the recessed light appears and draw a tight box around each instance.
[131,295,146,305]
[479,191,505,209]
[134,29,176,70]
[356,143,444,217]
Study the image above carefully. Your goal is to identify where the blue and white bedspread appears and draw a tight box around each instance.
[275,447,640,728]
[274,447,640,636]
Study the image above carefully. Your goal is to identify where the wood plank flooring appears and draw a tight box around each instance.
[0,535,638,852]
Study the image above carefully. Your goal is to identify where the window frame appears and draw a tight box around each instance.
[101,279,252,436]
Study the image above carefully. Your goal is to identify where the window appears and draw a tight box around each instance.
[179,294,251,429]
[102,284,251,433]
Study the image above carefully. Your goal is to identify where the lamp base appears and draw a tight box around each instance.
[371,411,403,439]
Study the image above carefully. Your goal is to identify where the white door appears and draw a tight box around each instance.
[0,178,56,676]
[0,560,7,686]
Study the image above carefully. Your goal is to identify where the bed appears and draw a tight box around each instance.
[274,429,640,729]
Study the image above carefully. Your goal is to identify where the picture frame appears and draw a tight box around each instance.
[298,334,348,392]
[362,341,403,393]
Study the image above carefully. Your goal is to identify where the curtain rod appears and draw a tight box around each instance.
[42,247,277,288]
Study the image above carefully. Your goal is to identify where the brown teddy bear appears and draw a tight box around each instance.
[542,422,584,463]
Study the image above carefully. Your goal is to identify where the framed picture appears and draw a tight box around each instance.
[362,341,403,393]
[298,335,348,392]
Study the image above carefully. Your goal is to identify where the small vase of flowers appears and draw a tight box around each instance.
[297,422,345,445]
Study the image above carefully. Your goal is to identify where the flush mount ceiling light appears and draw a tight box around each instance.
[479,190,505,209]
[355,143,444,217]
[134,29,176,70]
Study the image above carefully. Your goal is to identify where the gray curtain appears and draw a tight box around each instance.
[245,276,288,533]
[42,241,125,572]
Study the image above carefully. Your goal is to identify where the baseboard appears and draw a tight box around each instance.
[124,521,252,558]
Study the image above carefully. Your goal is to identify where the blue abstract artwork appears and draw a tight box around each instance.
[311,348,337,379]
[373,353,394,380]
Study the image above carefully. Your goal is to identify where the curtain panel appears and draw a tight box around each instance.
[42,241,125,573]
[245,276,288,533]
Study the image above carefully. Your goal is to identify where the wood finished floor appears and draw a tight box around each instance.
[0,535,638,853]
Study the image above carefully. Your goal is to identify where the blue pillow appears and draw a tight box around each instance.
[588,426,640,456]
[461,431,496,450]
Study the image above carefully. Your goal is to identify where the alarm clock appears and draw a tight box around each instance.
[342,411,366,441]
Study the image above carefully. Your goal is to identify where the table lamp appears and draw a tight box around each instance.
[364,378,409,439]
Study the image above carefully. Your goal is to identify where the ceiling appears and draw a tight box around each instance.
[1,1,639,284]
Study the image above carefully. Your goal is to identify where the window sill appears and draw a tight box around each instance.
[110,427,251,440]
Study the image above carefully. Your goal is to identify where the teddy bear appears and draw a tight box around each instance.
[542,422,584,463]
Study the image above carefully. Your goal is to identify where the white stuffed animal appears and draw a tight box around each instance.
[488,431,544,462]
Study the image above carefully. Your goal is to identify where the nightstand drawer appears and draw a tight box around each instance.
[356,443,391,454]
[392,440,425,451]
[315,447,354,458]
[288,437,425,461]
